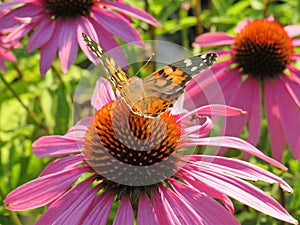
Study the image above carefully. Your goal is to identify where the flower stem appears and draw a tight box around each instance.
[192,0,203,36]
[263,0,271,18]
[0,73,47,130]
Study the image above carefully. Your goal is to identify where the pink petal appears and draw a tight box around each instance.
[113,195,134,225]
[235,18,252,33]
[58,20,78,73]
[182,118,213,139]
[175,171,234,214]
[193,32,235,47]
[4,166,87,210]
[0,4,43,30]
[275,77,300,159]
[76,16,99,64]
[35,177,95,225]
[5,22,36,42]
[99,1,161,27]
[91,78,116,111]
[0,0,25,10]
[281,72,300,108]
[156,184,205,225]
[138,192,158,225]
[93,8,143,46]
[39,155,84,177]
[0,47,16,61]
[292,39,300,46]
[65,124,87,140]
[169,178,240,225]
[40,22,60,75]
[183,136,287,170]
[245,77,261,146]
[50,184,99,224]
[264,79,286,161]
[81,190,115,225]
[92,21,128,69]
[27,17,55,52]
[152,187,181,225]
[179,104,245,122]
[32,135,83,157]
[284,25,300,37]
[181,169,298,224]
[186,155,292,192]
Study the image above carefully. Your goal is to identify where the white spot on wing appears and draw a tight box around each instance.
[183,58,192,66]
[191,66,198,72]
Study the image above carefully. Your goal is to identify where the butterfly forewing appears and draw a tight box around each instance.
[82,33,129,90]
[82,33,217,118]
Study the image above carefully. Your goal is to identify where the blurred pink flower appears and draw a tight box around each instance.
[192,18,300,161]
[0,11,16,70]
[4,78,297,224]
[0,0,160,75]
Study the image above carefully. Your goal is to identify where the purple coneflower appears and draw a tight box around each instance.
[192,18,300,161]
[0,0,160,75]
[4,78,297,224]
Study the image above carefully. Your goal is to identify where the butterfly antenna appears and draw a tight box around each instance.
[134,53,155,76]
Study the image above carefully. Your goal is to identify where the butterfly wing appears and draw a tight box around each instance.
[81,33,129,91]
[143,53,217,94]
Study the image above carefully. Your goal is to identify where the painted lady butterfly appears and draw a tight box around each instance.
[82,33,217,118]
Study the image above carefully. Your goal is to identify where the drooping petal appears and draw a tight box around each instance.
[235,18,251,33]
[275,77,300,159]
[245,77,261,146]
[99,1,161,27]
[50,185,99,225]
[39,155,84,177]
[32,136,83,157]
[181,169,298,224]
[27,17,55,51]
[4,166,87,211]
[93,8,143,46]
[76,16,99,64]
[155,184,205,225]
[169,178,240,225]
[152,187,182,225]
[284,25,300,37]
[91,78,116,111]
[185,155,292,192]
[40,21,60,75]
[138,192,158,225]
[193,32,235,47]
[91,20,128,69]
[58,19,78,73]
[264,79,286,161]
[81,190,116,225]
[182,136,287,170]
[35,176,95,225]
[113,195,134,225]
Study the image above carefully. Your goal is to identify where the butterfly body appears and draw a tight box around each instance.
[82,33,217,118]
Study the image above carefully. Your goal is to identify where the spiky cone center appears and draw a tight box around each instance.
[83,100,183,186]
[44,0,96,19]
[233,20,294,79]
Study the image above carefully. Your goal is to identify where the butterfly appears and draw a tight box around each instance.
[82,33,217,118]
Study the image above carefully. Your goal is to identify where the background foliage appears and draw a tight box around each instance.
[0,0,300,224]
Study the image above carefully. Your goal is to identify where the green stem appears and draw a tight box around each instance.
[0,73,47,130]
[192,0,203,36]
[263,0,272,18]
[179,6,189,51]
